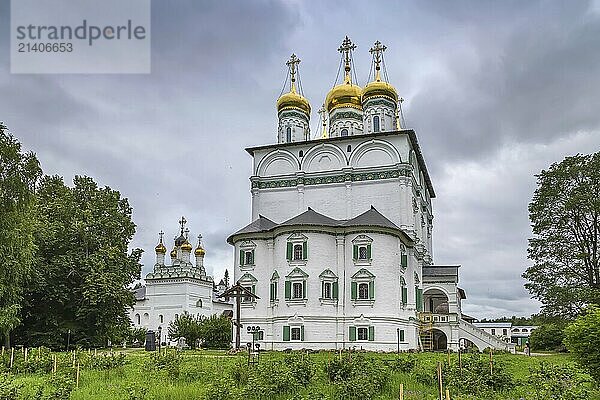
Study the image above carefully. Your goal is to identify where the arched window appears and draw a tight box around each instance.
[159,315,164,324]
[341,128,349,137]
[347,145,351,152]
[286,127,292,142]
[373,116,380,132]
[358,283,369,299]
[196,299,203,308]
[135,314,140,325]
[293,244,303,261]
[299,150,304,157]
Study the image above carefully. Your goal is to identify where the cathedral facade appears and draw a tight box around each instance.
[228,38,514,352]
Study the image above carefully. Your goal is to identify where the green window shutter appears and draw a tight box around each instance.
[333,281,339,300]
[283,326,290,341]
[353,245,358,260]
[401,287,408,305]
[401,254,408,268]
[369,281,374,299]
[300,326,305,341]
[302,241,308,259]
[399,329,405,342]
[251,285,256,294]
[415,286,419,309]
[286,242,293,260]
[367,244,372,259]
[321,281,325,298]
[349,326,356,342]
[368,326,375,341]
[274,283,277,300]
[285,281,291,299]
[250,249,255,264]
[419,288,424,311]
[303,280,307,298]
[239,249,244,265]
[270,283,274,301]
[351,281,357,300]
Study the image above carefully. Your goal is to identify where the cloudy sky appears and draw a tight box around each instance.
[2,0,600,318]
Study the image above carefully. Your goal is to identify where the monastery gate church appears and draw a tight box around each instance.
[227,37,514,352]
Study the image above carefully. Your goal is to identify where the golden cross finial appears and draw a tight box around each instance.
[369,40,387,81]
[286,53,301,93]
[158,230,164,243]
[178,216,187,235]
[338,36,356,83]
[184,227,190,239]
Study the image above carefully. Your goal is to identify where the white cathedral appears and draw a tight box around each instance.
[227,37,514,352]
[132,37,514,353]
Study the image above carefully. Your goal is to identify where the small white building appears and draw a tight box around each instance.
[510,326,537,346]
[130,219,232,340]
[473,322,513,342]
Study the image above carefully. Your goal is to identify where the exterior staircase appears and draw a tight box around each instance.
[458,319,516,353]
[419,312,434,351]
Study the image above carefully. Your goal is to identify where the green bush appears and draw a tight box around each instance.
[564,306,600,383]
[45,371,75,400]
[0,374,20,400]
[529,323,566,351]
[199,314,232,350]
[148,350,179,380]
[443,353,513,396]
[324,353,390,400]
[284,352,314,386]
[385,353,417,373]
[527,361,597,400]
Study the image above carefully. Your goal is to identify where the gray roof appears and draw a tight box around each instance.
[342,206,400,230]
[279,208,341,227]
[228,206,412,244]
[232,215,277,235]
[422,265,460,278]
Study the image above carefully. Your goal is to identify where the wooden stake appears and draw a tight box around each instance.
[76,363,80,388]
[489,348,493,375]
[72,351,75,368]
[447,349,450,365]
[446,388,451,400]
[24,347,28,362]
[10,348,14,369]
[437,362,443,400]
[94,348,97,356]
[53,354,57,373]
[399,383,404,400]
[1,346,4,356]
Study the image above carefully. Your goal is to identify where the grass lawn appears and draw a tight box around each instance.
[2,348,598,400]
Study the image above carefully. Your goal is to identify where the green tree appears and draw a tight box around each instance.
[15,175,142,348]
[529,322,566,352]
[199,314,232,349]
[564,306,600,382]
[168,312,202,349]
[523,152,600,318]
[0,123,42,348]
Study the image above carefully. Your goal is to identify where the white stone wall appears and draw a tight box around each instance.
[232,230,422,351]
[250,133,433,258]
[130,278,230,337]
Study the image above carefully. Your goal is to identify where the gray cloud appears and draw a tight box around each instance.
[2,0,600,318]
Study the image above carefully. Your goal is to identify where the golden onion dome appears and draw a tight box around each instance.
[325,81,363,112]
[181,240,193,252]
[277,88,311,115]
[362,78,398,104]
[170,248,177,258]
[155,242,167,254]
[195,246,205,256]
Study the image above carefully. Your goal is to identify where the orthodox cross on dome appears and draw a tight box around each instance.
[369,40,387,81]
[197,233,203,246]
[178,216,187,235]
[286,53,301,93]
[158,230,164,243]
[338,36,356,83]
[184,227,190,239]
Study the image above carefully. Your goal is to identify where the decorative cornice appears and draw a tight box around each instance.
[363,97,396,109]
[330,110,363,124]
[251,166,410,189]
